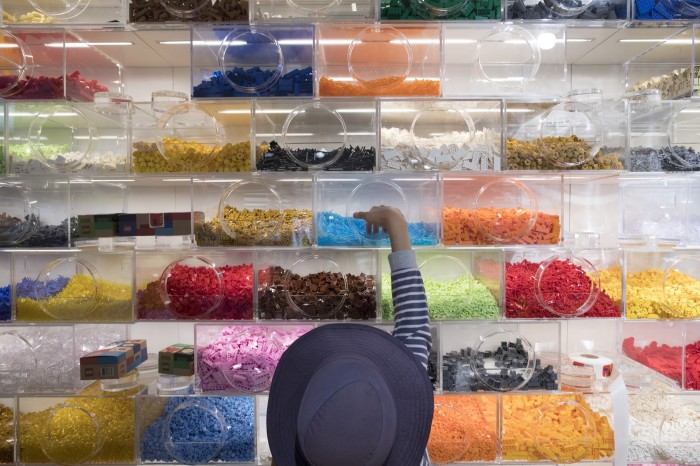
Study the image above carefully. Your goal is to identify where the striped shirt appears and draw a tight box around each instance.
[387,249,432,466]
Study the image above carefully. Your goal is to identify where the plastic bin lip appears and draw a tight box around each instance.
[282,102,348,170]
[159,256,225,319]
[286,0,343,14]
[27,0,90,19]
[345,179,410,244]
[475,25,541,90]
[41,402,105,464]
[0,30,35,98]
[409,105,476,170]
[283,255,349,319]
[347,25,413,93]
[35,257,100,320]
[158,0,212,18]
[164,399,228,463]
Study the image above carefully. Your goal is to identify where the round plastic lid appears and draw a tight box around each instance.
[219,329,281,392]
[0,332,36,386]
[658,403,700,462]
[156,102,223,170]
[668,103,700,169]
[418,255,474,315]
[286,0,342,14]
[34,258,99,320]
[0,31,34,98]
[472,178,538,243]
[346,180,409,243]
[27,104,97,171]
[471,329,535,391]
[41,403,104,465]
[27,0,88,18]
[538,101,602,168]
[282,102,347,169]
[568,88,604,107]
[348,26,413,93]
[151,90,189,114]
[535,254,600,317]
[93,92,133,117]
[410,106,475,170]
[218,27,284,94]
[427,401,471,464]
[284,255,348,319]
[534,400,595,463]
[218,181,283,242]
[164,400,227,464]
[159,256,224,319]
[476,26,540,89]
[412,0,471,18]
[543,0,595,16]
[0,183,37,246]
[663,256,700,317]
[158,0,212,18]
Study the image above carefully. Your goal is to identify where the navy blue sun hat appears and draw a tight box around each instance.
[266,323,434,466]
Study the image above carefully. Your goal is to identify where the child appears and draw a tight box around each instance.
[266,205,433,466]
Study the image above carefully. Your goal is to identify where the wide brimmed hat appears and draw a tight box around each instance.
[267,323,433,466]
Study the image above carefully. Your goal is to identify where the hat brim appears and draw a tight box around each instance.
[267,323,433,466]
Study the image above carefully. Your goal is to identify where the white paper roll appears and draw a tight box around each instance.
[569,352,613,379]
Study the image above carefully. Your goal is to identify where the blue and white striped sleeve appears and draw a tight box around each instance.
[388,249,432,369]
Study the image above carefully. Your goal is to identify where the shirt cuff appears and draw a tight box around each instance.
[388,249,417,272]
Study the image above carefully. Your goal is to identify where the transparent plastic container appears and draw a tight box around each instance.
[129,0,248,21]
[657,400,700,462]
[254,99,376,171]
[442,174,562,246]
[7,98,131,175]
[18,395,136,464]
[192,25,314,98]
[633,0,700,19]
[443,23,566,98]
[2,0,125,24]
[193,173,313,247]
[0,397,15,464]
[135,250,254,320]
[195,323,313,393]
[381,0,501,20]
[0,103,5,176]
[438,321,560,392]
[0,29,120,101]
[316,24,441,97]
[505,0,628,21]
[0,253,10,322]
[380,99,502,171]
[254,0,373,21]
[257,249,377,320]
[622,320,685,388]
[137,396,256,464]
[315,172,440,247]
[14,249,134,322]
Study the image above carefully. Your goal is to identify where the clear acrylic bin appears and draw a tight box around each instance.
[0,398,14,464]
[505,247,622,319]
[193,174,313,247]
[7,97,131,175]
[381,0,501,20]
[137,396,255,464]
[438,321,560,392]
[442,173,562,246]
[563,173,621,249]
[381,249,501,321]
[254,99,377,171]
[257,249,378,320]
[132,95,253,174]
[633,0,700,19]
[135,250,253,321]
[316,24,441,97]
[192,25,314,98]
[0,104,5,176]
[560,319,620,390]
[501,393,615,462]
[254,0,373,22]
[0,178,70,248]
[14,248,134,322]
[315,172,440,247]
[195,323,313,393]
[129,0,248,22]
[505,0,628,21]
[427,394,498,464]
[0,253,10,321]
[443,23,567,98]
[380,99,502,171]
[18,395,136,464]
[2,0,125,24]
[622,320,686,389]
[0,29,120,101]
[0,324,128,393]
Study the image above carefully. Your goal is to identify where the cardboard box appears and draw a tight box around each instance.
[80,339,148,380]
[158,343,195,376]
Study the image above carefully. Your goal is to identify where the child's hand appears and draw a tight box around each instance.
[353,206,410,251]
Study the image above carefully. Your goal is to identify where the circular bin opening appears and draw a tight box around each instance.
[539,102,602,168]
[568,88,603,109]
[282,102,347,169]
[93,92,132,116]
[156,102,223,170]
[412,0,471,18]
[410,106,475,170]
[472,178,538,243]
[27,0,89,19]
[219,329,281,393]
[218,181,283,243]
[41,403,104,465]
[668,103,700,170]
[34,258,99,320]
[348,26,413,94]
[287,0,341,15]
[218,27,284,94]
[658,403,700,463]
[476,26,540,90]
[28,104,97,171]
[346,180,409,244]
[535,400,595,463]
[419,255,473,319]
[427,402,471,464]
[158,0,212,18]
[0,31,34,98]
[164,400,227,464]
[151,90,189,114]
[284,255,348,319]
[471,329,535,391]
[159,256,224,319]
[535,254,600,317]
[0,332,36,387]
[663,256,700,318]
[0,183,37,246]
[542,0,595,16]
